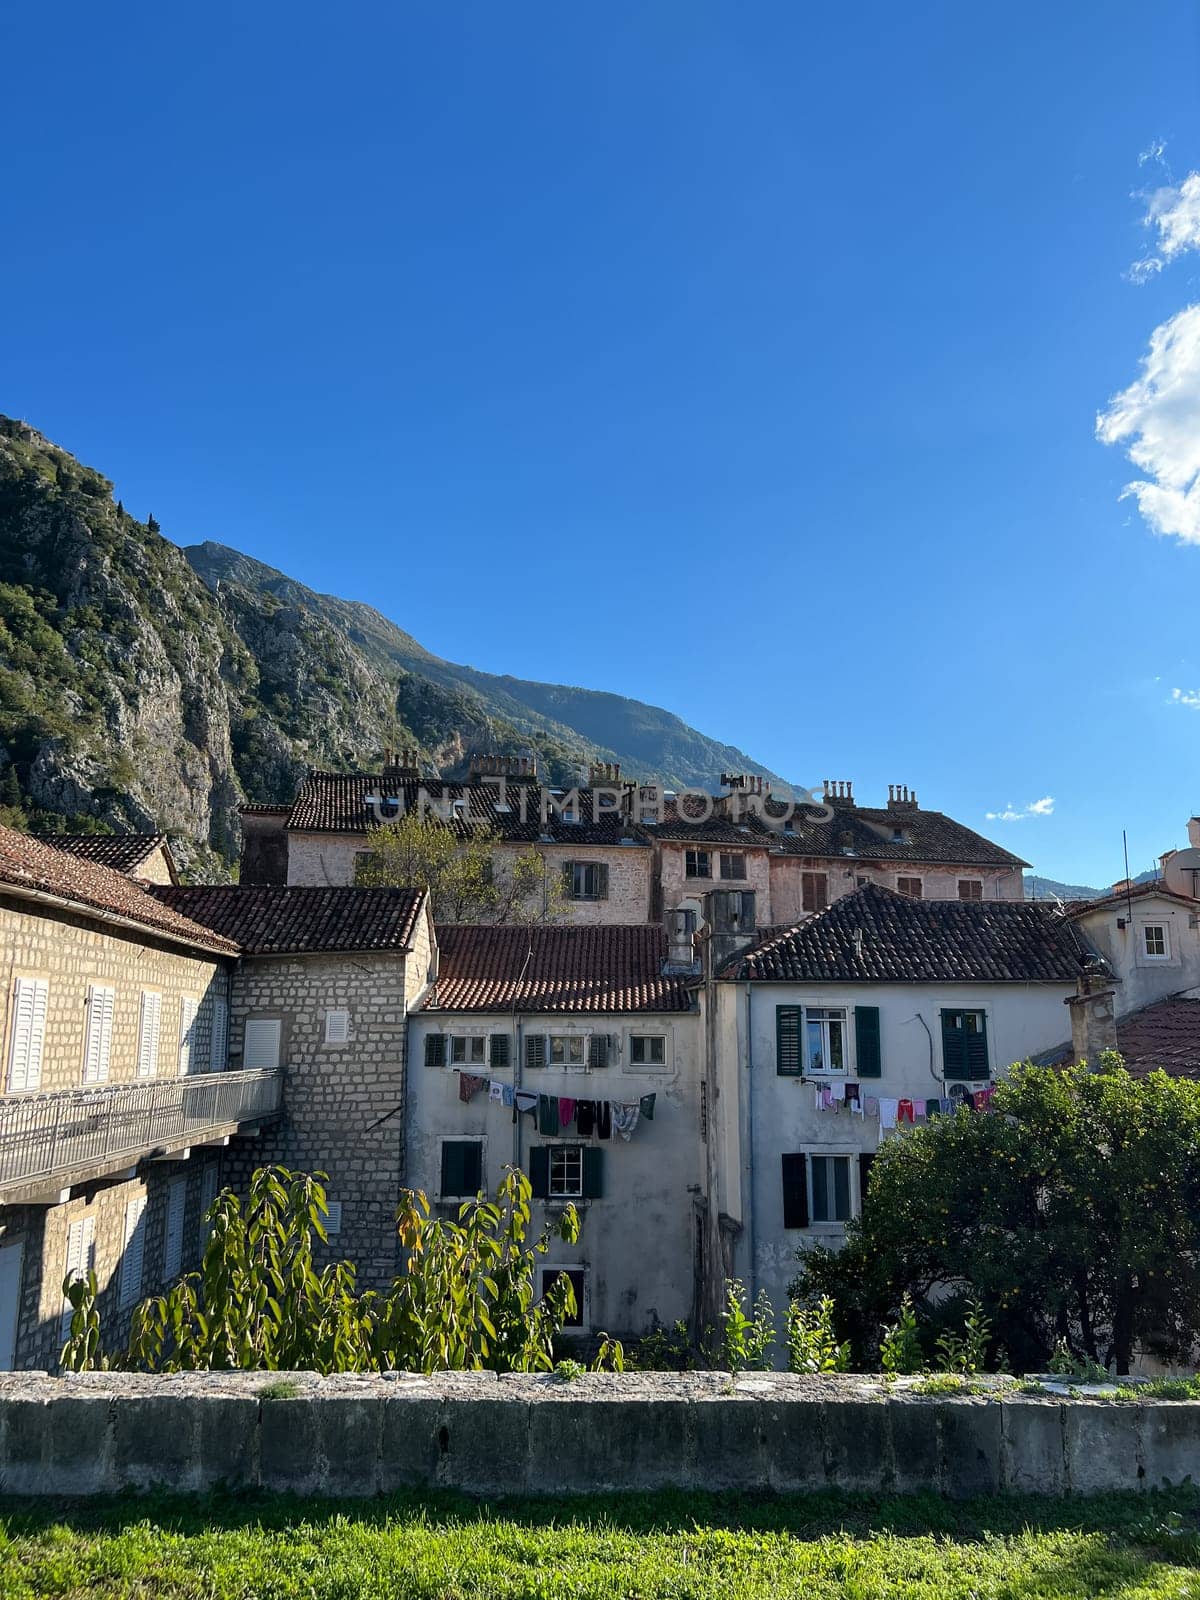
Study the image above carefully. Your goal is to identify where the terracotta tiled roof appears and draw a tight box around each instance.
[152,885,427,955]
[1035,996,1200,1079]
[424,924,695,1013]
[0,824,237,956]
[1067,881,1200,916]
[726,883,1091,984]
[286,772,647,847]
[238,804,291,817]
[39,832,174,879]
[768,803,1028,868]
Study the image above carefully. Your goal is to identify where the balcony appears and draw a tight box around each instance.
[0,1069,281,1204]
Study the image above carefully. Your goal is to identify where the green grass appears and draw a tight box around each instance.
[3,1487,1200,1598]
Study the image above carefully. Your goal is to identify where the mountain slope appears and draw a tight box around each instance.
[0,418,780,871]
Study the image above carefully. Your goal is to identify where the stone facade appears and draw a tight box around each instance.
[770,858,1024,926]
[656,840,771,924]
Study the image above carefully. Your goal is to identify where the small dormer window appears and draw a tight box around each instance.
[1143,924,1169,960]
[892,828,905,844]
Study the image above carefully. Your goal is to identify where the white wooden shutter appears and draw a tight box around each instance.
[324,1009,350,1045]
[325,1200,343,1235]
[199,1164,219,1249]
[136,991,162,1078]
[7,977,48,1092]
[119,1194,148,1308]
[177,996,199,1075]
[164,1177,187,1279]
[208,995,228,1071]
[82,985,115,1083]
[243,1018,282,1070]
[61,1215,96,1341]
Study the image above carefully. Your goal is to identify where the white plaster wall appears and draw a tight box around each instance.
[406,1010,704,1339]
[721,978,1075,1336]
[1075,897,1200,1013]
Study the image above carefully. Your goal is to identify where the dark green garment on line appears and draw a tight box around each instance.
[538,1093,558,1136]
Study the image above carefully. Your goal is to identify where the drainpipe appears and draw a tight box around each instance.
[745,979,757,1304]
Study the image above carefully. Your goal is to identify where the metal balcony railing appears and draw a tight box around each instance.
[0,1069,281,1192]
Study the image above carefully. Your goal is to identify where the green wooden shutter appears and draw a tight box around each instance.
[596,863,609,900]
[425,1033,446,1068]
[588,1033,609,1069]
[489,1033,510,1069]
[440,1141,462,1195]
[776,1005,802,1075]
[781,1153,808,1228]
[582,1147,604,1198]
[563,862,575,897]
[462,1141,483,1194]
[941,1011,970,1077]
[529,1145,550,1199]
[854,1006,882,1078]
[965,1012,989,1080]
[525,1034,546,1069]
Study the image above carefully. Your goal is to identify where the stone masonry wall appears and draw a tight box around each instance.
[769,859,1024,926]
[226,952,411,1289]
[3,1371,1198,1498]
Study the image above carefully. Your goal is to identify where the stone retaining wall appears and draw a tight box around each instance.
[1,1371,1197,1498]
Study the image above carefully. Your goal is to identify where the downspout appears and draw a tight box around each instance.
[745,978,757,1304]
[511,939,534,1172]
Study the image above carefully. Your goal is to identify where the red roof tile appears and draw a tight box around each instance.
[425,924,695,1013]
[39,832,175,879]
[152,885,426,955]
[0,824,236,956]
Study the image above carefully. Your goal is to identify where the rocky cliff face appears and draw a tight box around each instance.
[0,417,779,875]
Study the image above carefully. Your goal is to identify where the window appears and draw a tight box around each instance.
[208,995,228,1071]
[539,1266,585,1327]
[896,876,923,899]
[6,976,48,1092]
[177,996,199,1075]
[550,1144,584,1198]
[61,1216,96,1341]
[119,1195,148,1308]
[440,1139,483,1198]
[720,853,747,881]
[82,984,115,1084]
[1143,924,1169,960]
[199,1166,219,1250]
[801,872,828,913]
[550,1035,585,1067]
[565,861,609,900]
[425,1033,447,1068]
[941,1009,989,1079]
[806,1008,846,1074]
[243,1018,282,1070]
[629,1035,666,1066]
[324,1008,351,1045]
[810,1155,852,1223]
[685,849,711,879]
[164,1177,187,1280]
[451,1035,486,1066]
[324,1200,343,1235]
[136,992,162,1078]
[958,880,984,901]
[776,1005,802,1075]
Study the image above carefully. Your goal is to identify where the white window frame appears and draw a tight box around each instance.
[436,1135,487,1201]
[567,861,606,900]
[81,984,115,1084]
[1142,923,1170,961]
[324,1008,351,1045]
[628,1034,666,1067]
[549,1034,586,1069]
[450,1034,487,1066]
[806,1149,859,1229]
[119,1194,148,1309]
[6,975,48,1093]
[136,990,162,1079]
[61,1215,96,1341]
[549,1143,585,1199]
[935,1001,991,1080]
[805,1006,848,1075]
[243,1017,282,1070]
[539,1262,587,1329]
[164,1176,187,1280]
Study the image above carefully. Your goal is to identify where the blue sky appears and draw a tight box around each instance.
[4,2,1199,888]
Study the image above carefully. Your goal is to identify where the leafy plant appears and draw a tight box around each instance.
[1046,1337,1111,1384]
[591,1333,626,1372]
[935,1298,992,1376]
[720,1279,775,1373]
[879,1293,924,1376]
[786,1297,850,1374]
[60,1270,104,1372]
[554,1359,585,1382]
[625,1318,696,1371]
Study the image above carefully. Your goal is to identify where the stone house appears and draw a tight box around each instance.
[152,884,435,1290]
[0,825,271,1372]
[405,922,704,1340]
[708,884,1094,1332]
[39,832,179,886]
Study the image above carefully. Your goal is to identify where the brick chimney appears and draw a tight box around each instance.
[588,761,622,786]
[1188,815,1200,848]
[381,747,421,781]
[468,753,539,783]
[823,779,856,808]
[1066,958,1119,1069]
[887,784,919,812]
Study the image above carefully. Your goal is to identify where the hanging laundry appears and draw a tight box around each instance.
[878,1098,899,1130]
[941,1097,955,1116]
[864,1096,879,1118]
[596,1101,612,1141]
[538,1094,559,1136]
[948,1083,973,1111]
[897,1099,915,1124]
[559,1096,577,1130]
[829,1080,847,1101]
[814,1086,825,1112]
[972,1086,996,1112]
[488,1081,505,1103]
[639,1093,656,1121]
[458,1073,487,1103]
[501,1083,514,1108]
[843,1083,861,1111]
[925,1097,943,1119]
[611,1102,640,1141]
[514,1089,538,1117]
[820,1087,835,1112]
[576,1100,596,1138]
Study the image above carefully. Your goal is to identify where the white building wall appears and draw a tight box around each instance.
[406,1009,704,1339]
[721,978,1074,1337]
[1074,894,1200,1013]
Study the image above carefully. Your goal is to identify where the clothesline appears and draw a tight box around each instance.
[454,1070,656,1143]
[812,1080,996,1132]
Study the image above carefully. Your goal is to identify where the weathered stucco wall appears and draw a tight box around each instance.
[1076,895,1200,1015]
[769,860,1024,927]
[2,1371,1196,1498]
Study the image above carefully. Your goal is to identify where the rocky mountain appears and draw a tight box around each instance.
[0,417,779,875]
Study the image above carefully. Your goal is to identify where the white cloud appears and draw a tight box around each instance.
[1139,173,1200,271]
[1171,687,1200,709]
[1095,303,1200,545]
[1139,137,1168,168]
[985,797,1055,823]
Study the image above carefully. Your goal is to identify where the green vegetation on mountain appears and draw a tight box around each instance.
[0,417,778,871]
